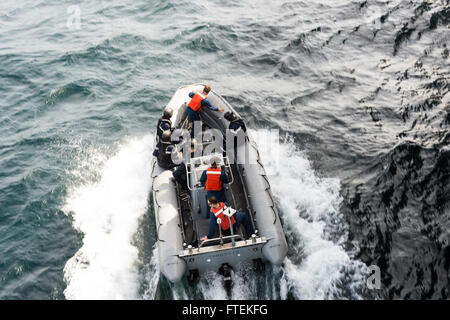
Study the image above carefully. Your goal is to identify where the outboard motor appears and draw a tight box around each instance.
[188,269,200,284]
[253,258,265,272]
[219,263,234,298]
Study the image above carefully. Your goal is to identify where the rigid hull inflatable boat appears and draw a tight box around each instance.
[151,84,287,291]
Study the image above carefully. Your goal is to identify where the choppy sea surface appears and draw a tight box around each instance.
[0,0,448,300]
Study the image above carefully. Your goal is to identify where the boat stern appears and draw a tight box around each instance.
[178,237,267,274]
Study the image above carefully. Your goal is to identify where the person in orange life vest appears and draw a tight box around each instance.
[200,196,255,241]
[200,157,229,217]
[187,85,224,138]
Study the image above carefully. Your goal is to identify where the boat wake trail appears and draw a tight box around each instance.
[255,129,370,299]
[142,244,160,300]
[63,135,154,299]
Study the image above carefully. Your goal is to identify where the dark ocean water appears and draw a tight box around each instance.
[0,0,448,299]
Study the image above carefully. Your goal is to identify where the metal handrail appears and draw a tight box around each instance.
[198,210,237,250]
[198,234,243,249]
[236,166,256,230]
[223,156,234,185]
[218,219,224,246]
[186,155,233,191]
[186,162,194,191]
[227,215,235,247]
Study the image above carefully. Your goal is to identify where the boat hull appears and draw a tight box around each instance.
[151,84,287,283]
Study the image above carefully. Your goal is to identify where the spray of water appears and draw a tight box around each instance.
[254,130,369,299]
[63,135,154,299]
[142,244,160,300]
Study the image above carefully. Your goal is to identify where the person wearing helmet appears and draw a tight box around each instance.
[172,138,197,189]
[199,156,229,217]
[223,111,247,160]
[156,130,177,169]
[224,111,246,135]
[187,85,224,138]
[153,108,174,157]
[157,107,173,138]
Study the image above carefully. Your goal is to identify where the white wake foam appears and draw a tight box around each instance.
[142,245,161,300]
[251,129,368,299]
[63,135,154,300]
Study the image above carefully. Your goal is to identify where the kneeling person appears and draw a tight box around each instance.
[156,130,176,170]
[153,108,173,157]
[200,196,254,241]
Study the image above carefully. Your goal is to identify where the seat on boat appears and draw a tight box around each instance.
[186,153,243,246]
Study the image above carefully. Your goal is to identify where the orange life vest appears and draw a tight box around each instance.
[211,202,236,231]
[205,167,222,191]
[188,92,207,112]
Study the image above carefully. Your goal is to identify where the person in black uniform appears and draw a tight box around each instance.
[223,111,247,162]
[157,130,177,170]
[157,108,173,137]
[153,108,173,157]
[224,111,247,135]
